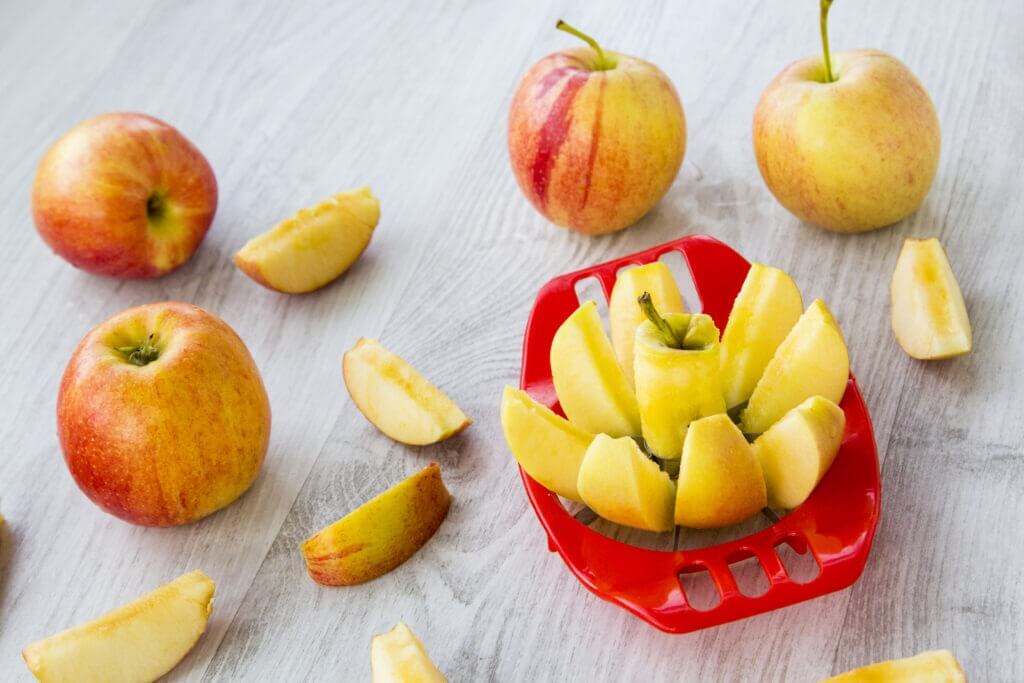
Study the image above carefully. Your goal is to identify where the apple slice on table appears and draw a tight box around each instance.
[235,187,379,294]
[753,396,845,510]
[22,570,214,683]
[550,301,640,437]
[500,386,593,502]
[823,649,966,682]
[741,299,849,436]
[301,463,450,586]
[719,263,804,410]
[891,237,972,360]
[676,414,766,528]
[343,338,471,446]
[371,623,447,683]
[608,261,684,386]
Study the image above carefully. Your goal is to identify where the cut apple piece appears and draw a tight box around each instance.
[823,649,966,682]
[608,262,684,386]
[753,396,845,510]
[576,434,675,532]
[719,263,804,409]
[891,237,972,360]
[301,463,450,586]
[676,414,766,528]
[500,386,593,502]
[550,301,640,437]
[343,338,471,446]
[22,570,214,683]
[371,622,447,683]
[741,299,849,436]
[234,186,380,294]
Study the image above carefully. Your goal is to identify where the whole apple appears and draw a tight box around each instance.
[509,21,685,235]
[33,112,218,277]
[57,302,271,526]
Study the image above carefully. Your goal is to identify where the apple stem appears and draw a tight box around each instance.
[116,334,160,367]
[820,0,835,83]
[556,19,612,70]
[638,292,688,349]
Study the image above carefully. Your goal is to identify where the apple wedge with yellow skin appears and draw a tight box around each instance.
[371,623,447,683]
[343,338,471,446]
[234,187,379,294]
[301,463,450,586]
[741,299,849,436]
[22,570,214,683]
[500,386,593,502]
[608,261,684,386]
[891,237,972,360]
[753,396,845,510]
[550,301,640,437]
[823,649,966,683]
[676,414,766,528]
[719,263,804,409]
[577,434,675,532]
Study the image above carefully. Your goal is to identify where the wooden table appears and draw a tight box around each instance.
[2,1,1021,680]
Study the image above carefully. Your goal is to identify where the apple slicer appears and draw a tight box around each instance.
[517,234,881,634]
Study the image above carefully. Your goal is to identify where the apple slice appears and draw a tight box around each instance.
[343,338,471,446]
[371,623,447,683]
[576,434,675,532]
[824,649,966,682]
[608,262,684,386]
[22,570,214,683]
[753,396,845,510]
[301,463,450,586]
[741,299,849,435]
[234,186,380,294]
[500,386,593,502]
[719,263,804,409]
[891,237,972,360]
[550,301,640,437]
[676,414,766,528]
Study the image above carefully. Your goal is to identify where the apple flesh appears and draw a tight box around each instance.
[234,187,380,294]
[371,623,447,683]
[22,570,214,683]
[608,261,685,386]
[58,302,271,527]
[824,649,966,683]
[33,112,217,278]
[891,237,972,359]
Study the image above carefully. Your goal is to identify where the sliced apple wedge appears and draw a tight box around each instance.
[371,622,447,683]
[500,385,593,502]
[823,649,966,682]
[343,338,471,446]
[753,396,845,510]
[301,463,450,586]
[719,263,804,409]
[891,237,972,360]
[608,262,684,386]
[22,570,214,683]
[234,186,380,294]
[741,299,849,436]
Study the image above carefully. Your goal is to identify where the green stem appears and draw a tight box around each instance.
[820,0,835,83]
[638,292,687,349]
[116,334,160,366]
[556,19,612,70]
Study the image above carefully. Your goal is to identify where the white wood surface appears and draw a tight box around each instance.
[1,1,1022,680]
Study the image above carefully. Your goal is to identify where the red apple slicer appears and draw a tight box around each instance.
[517,234,881,634]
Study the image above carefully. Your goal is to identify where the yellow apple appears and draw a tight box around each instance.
[576,434,675,532]
[741,299,849,436]
[234,187,379,294]
[823,649,966,683]
[550,301,640,437]
[608,261,684,386]
[22,570,214,683]
[675,414,766,528]
[753,396,845,510]
[500,385,593,502]
[891,237,972,360]
[719,263,804,409]
[371,623,447,683]
[301,463,450,586]
[343,338,471,446]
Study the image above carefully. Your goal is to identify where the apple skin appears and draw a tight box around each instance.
[509,46,686,235]
[57,302,271,527]
[753,49,940,233]
[33,112,218,278]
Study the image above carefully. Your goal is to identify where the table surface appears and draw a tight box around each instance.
[2,1,1022,681]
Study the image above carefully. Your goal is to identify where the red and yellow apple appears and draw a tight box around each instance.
[33,112,218,277]
[824,649,966,682]
[58,302,271,526]
[508,21,685,235]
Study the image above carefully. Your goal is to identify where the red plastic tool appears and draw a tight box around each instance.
[517,234,881,634]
